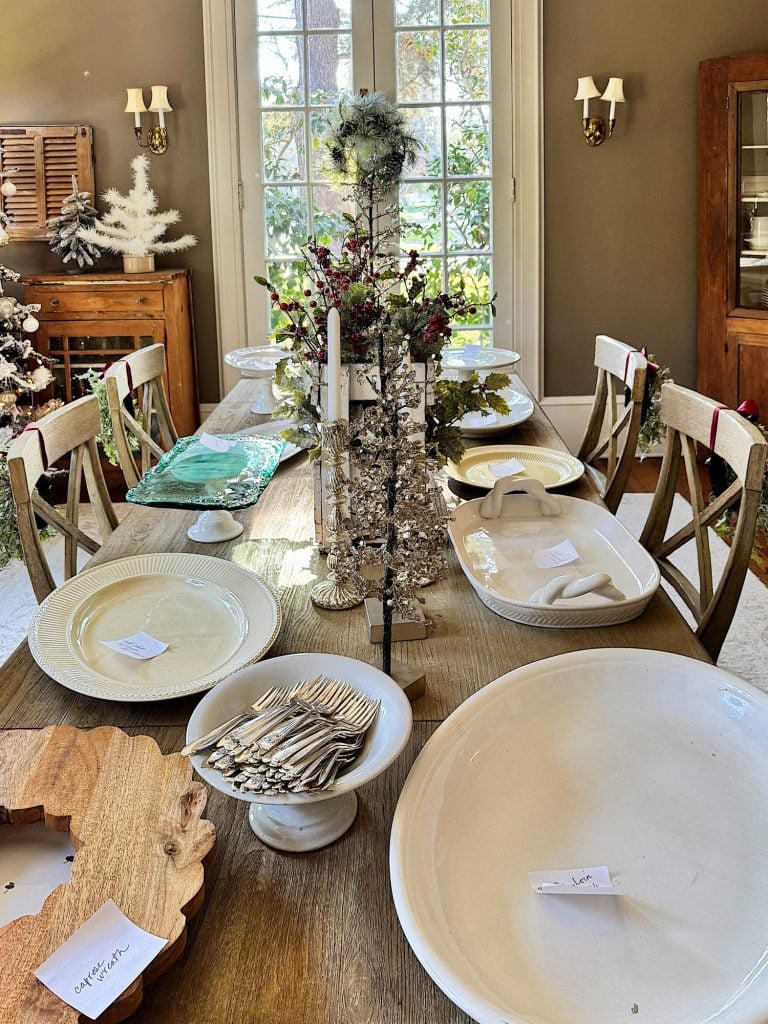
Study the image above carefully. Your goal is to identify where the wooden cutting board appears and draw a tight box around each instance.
[0,725,215,1023]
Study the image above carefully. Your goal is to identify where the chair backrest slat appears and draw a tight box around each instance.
[639,382,768,660]
[576,335,648,514]
[7,395,119,603]
[104,344,178,488]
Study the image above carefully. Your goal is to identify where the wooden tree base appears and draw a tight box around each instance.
[375,657,427,703]
[364,598,428,643]
[0,726,215,1024]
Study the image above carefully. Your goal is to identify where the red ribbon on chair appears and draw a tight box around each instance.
[101,358,133,391]
[22,422,49,471]
[737,398,760,420]
[709,404,729,452]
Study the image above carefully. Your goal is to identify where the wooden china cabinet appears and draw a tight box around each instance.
[21,268,199,437]
[698,54,768,415]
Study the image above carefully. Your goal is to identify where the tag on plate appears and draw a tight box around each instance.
[532,538,579,569]
[490,458,525,478]
[529,866,623,895]
[198,432,237,453]
[35,899,167,1019]
[100,632,168,661]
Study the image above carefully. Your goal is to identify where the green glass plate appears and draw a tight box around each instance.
[126,434,285,511]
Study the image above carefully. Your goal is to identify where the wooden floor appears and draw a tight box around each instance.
[625,457,768,585]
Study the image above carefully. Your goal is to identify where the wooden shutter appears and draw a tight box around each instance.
[0,125,94,240]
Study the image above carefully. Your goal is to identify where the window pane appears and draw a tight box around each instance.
[259,35,305,106]
[446,180,490,251]
[266,261,309,331]
[307,0,351,29]
[448,328,492,348]
[402,107,442,178]
[400,183,443,252]
[308,33,352,105]
[262,111,307,181]
[258,0,302,31]
[445,0,489,24]
[395,0,440,26]
[446,105,490,176]
[265,186,308,255]
[310,110,331,178]
[445,29,490,101]
[312,186,353,251]
[397,31,441,103]
[447,255,491,324]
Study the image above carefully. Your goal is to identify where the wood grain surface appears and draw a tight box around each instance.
[0,376,709,1023]
[0,725,215,1024]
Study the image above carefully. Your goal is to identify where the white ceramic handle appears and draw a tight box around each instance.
[529,572,626,606]
[479,476,561,520]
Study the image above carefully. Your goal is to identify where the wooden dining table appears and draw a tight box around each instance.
[0,376,709,1024]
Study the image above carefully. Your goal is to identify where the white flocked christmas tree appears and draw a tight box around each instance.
[79,154,196,258]
[47,174,102,270]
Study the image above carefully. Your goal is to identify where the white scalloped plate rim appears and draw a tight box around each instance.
[28,553,282,701]
[458,389,535,436]
[447,444,585,490]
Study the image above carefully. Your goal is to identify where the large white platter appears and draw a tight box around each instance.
[448,444,584,490]
[458,387,535,437]
[448,479,659,626]
[391,649,768,1024]
[28,553,281,701]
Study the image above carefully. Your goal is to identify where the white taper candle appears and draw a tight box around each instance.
[327,307,342,421]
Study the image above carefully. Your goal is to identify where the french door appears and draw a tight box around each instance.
[235,0,512,350]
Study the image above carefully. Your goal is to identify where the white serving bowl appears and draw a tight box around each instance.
[391,649,768,1024]
[187,653,412,852]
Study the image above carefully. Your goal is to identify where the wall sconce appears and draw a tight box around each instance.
[574,76,626,146]
[124,86,172,155]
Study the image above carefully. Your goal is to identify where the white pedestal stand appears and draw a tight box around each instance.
[248,791,358,852]
[187,510,244,543]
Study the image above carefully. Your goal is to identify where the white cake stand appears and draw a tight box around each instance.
[187,509,243,543]
[186,653,413,852]
[224,346,289,414]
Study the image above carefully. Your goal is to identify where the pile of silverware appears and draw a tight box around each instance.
[181,676,380,794]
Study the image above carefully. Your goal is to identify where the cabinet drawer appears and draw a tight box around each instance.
[27,288,164,315]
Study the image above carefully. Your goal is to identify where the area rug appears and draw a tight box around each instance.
[617,492,768,692]
[0,505,129,666]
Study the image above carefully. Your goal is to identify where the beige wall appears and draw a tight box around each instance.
[544,0,768,396]
[3,0,219,403]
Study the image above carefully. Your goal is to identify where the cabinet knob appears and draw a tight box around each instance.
[135,297,145,304]
[50,298,59,307]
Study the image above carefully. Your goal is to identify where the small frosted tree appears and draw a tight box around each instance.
[79,154,196,257]
[47,175,102,269]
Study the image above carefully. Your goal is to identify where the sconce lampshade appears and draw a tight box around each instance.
[601,77,626,103]
[574,76,601,101]
[124,87,147,114]
[149,86,172,113]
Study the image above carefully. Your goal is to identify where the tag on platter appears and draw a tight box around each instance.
[100,632,168,661]
[532,538,579,569]
[490,458,526,478]
[198,432,237,453]
[529,865,623,895]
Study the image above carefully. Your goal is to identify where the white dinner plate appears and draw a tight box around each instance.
[391,649,768,1024]
[458,387,535,436]
[447,444,584,490]
[28,553,281,701]
[442,346,522,372]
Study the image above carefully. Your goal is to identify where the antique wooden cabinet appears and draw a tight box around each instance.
[698,54,768,414]
[22,269,199,436]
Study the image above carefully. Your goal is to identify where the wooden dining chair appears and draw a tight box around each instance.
[639,382,768,661]
[7,395,119,603]
[104,343,178,488]
[576,336,648,514]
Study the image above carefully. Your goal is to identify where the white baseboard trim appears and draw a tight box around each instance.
[199,403,217,419]
[539,395,593,452]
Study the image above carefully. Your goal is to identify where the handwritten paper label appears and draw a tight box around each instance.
[100,632,168,661]
[199,432,237,453]
[35,900,167,1019]
[462,344,482,361]
[490,458,525,479]
[468,411,498,426]
[532,538,579,569]
[529,866,623,895]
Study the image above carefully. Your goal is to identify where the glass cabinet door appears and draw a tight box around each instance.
[737,87,768,310]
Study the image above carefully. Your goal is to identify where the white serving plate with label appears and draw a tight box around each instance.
[390,648,768,1024]
[28,553,281,701]
[448,478,659,627]
[448,445,584,491]
[458,388,535,437]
